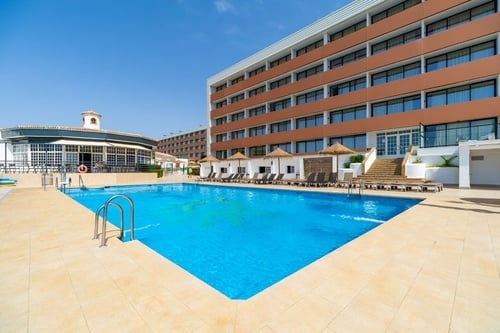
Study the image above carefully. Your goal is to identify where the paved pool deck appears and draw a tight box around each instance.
[1,177,499,332]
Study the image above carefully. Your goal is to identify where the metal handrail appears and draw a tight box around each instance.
[78,175,86,189]
[98,194,135,247]
[94,202,124,240]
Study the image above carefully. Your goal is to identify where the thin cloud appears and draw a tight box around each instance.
[214,0,235,14]
[223,24,240,35]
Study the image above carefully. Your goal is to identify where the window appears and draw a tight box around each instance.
[330,20,366,41]
[424,118,496,147]
[230,112,244,122]
[296,139,323,153]
[249,125,266,137]
[214,150,227,160]
[269,98,291,111]
[296,114,323,129]
[372,0,421,24]
[330,106,366,123]
[215,117,227,125]
[230,130,245,140]
[269,76,291,90]
[215,100,227,109]
[426,40,496,72]
[329,134,366,149]
[426,1,496,36]
[248,65,266,77]
[248,85,266,97]
[259,166,272,173]
[296,39,323,57]
[270,53,291,68]
[230,94,244,103]
[270,142,292,153]
[249,145,266,157]
[296,64,323,81]
[329,48,366,68]
[230,148,245,156]
[371,28,421,55]
[270,120,291,133]
[371,61,420,86]
[215,83,227,92]
[248,105,266,117]
[215,134,227,142]
[426,80,496,108]
[371,95,420,116]
[231,75,244,85]
[330,77,366,96]
[296,89,324,105]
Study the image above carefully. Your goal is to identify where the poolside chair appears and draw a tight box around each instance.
[255,173,269,184]
[422,182,443,192]
[243,172,258,183]
[198,172,214,181]
[272,173,285,184]
[311,172,326,187]
[221,173,236,182]
[295,173,316,186]
[337,172,354,188]
[264,173,276,184]
[326,172,337,187]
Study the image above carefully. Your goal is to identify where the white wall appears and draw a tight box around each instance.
[470,149,500,185]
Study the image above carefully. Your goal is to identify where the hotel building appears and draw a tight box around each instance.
[206,0,499,167]
[157,127,208,161]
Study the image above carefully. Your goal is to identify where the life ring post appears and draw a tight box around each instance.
[78,164,88,173]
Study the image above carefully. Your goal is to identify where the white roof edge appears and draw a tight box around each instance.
[207,0,385,85]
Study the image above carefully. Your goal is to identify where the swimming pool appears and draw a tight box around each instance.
[66,183,421,299]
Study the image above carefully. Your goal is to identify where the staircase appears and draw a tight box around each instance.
[355,158,412,182]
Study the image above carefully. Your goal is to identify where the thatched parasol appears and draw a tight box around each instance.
[319,142,355,174]
[264,147,293,174]
[199,155,220,171]
[227,151,249,171]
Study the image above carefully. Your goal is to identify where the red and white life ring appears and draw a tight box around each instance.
[77,164,88,173]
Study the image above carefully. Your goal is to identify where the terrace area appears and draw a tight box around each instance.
[1,175,499,332]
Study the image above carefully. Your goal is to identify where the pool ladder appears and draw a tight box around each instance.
[347,180,364,199]
[94,194,135,247]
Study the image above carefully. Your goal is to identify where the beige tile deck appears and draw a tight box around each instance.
[1,179,499,332]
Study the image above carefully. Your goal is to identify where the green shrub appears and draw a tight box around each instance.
[350,155,364,163]
[138,164,163,177]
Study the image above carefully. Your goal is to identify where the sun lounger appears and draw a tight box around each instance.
[311,172,326,187]
[254,173,269,184]
[221,173,236,182]
[230,173,244,182]
[422,182,443,192]
[337,172,354,188]
[242,172,258,183]
[198,172,214,181]
[326,172,337,187]
[263,173,276,184]
[272,173,285,184]
[295,173,316,186]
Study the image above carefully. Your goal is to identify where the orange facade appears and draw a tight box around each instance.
[208,0,499,157]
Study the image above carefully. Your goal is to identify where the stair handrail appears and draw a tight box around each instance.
[401,144,418,178]
[361,147,377,175]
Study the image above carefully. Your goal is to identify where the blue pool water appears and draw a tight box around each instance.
[65,183,421,299]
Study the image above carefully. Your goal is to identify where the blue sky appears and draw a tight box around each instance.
[0,0,352,139]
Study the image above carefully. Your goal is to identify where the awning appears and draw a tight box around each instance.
[50,139,111,147]
[108,142,149,150]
